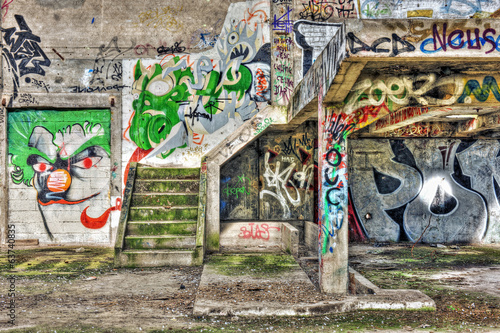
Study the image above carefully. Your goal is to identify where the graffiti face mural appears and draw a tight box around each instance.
[8,110,112,241]
[126,3,271,164]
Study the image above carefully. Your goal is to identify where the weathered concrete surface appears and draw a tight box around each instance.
[193,254,435,316]
[204,105,287,252]
[350,138,500,244]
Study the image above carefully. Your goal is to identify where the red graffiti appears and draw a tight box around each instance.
[238,223,281,241]
[348,190,367,242]
[80,198,122,229]
[193,132,205,145]
[256,68,269,98]
[2,0,14,19]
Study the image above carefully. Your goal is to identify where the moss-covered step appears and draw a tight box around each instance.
[136,167,200,180]
[129,207,198,221]
[130,193,199,207]
[116,249,201,267]
[126,221,197,236]
[134,179,199,194]
[124,236,196,250]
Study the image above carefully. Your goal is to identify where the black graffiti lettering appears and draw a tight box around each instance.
[70,84,128,93]
[1,15,50,106]
[326,147,342,167]
[391,33,416,56]
[185,105,213,126]
[347,32,371,54]
[326,115,355,144]
[347,32,415,57]
[157,41,186,55]
[326,187,341,206]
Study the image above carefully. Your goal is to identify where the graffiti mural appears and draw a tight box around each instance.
[359,0,500,19]
[220,122,316,221]
[8,110,114,242]
[260,127,316,220]
[293,20,342,77]
[343,74,500,115]
[1,15,51,106]
[124,0,270,168]
[299,0,357,20]
[350,138,500,244]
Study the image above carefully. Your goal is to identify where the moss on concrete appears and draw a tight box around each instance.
[130,193,198,207]
[134,180,199,193]
[129,207,198,221]
[124,236,195,250]
[207,253,298,277]
[136,167,200,180]
[127,221,197,236]
[0,247,114,279]
[207,233,219,251]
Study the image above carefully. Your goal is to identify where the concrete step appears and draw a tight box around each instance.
[136,167,200,180]
[134,179,199,194]
[125,235,196,250]
[130,193,199,207]
[129,207,198,221]
[116,249,201,267]
[126,221,197,236]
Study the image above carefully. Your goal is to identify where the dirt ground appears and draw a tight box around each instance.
[0,244,499,332]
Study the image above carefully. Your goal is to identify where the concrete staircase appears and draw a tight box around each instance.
[114,164,204,267]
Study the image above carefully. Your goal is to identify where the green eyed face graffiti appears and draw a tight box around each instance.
[8,110,112,241]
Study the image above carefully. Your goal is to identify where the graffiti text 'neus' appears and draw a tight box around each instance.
[422,23,500,54]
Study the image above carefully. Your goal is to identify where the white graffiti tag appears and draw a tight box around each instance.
[260,152,314,218]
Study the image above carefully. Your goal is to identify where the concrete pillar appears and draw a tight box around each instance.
[271,0,293,106]
[318,99,350,294]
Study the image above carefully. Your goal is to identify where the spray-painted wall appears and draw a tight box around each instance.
[122,0,271,169]
[3,0,500,246]
[349,138,500,244]
[0,0,271,245]
[7,109,115,243]
[220,121,317,221]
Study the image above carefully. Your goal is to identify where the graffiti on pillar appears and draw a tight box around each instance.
[321,111,355,254]
[272,6,293,33]
[349,139,500,244]
[272,35,293,105]
[8,110,115,241]
[1,15,51,106]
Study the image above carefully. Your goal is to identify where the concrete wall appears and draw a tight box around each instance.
[220,121,317,221]
[349,138,500,244]
[0,0,271,245]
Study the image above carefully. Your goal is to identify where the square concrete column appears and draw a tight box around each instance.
[318,100,350,294]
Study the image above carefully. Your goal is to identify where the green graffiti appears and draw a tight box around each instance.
[130,55,255,159]
[8,110,111,186]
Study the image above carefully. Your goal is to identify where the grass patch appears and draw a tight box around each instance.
[207,253,298,277]
[0,247,114,279]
